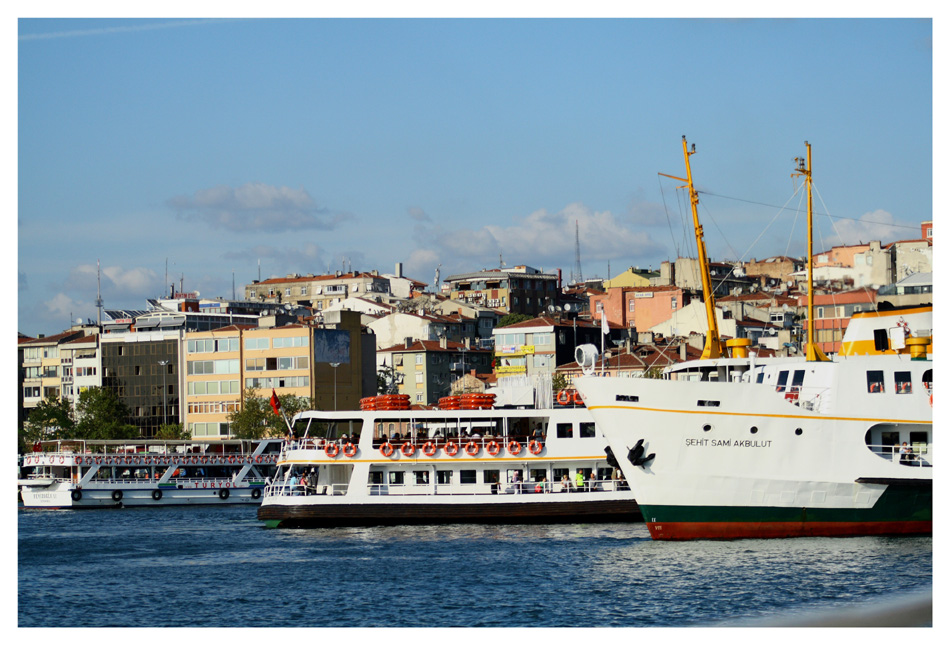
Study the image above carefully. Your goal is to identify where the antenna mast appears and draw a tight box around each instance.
[659,136,724,359]
[793,142,830,362]
[572,220,583,285]
[95,259,103,328]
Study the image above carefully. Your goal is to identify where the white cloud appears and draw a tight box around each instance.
[168,182,352,233]
[63,263,163,300]
[408,207,430,222]
[820,210,917,248]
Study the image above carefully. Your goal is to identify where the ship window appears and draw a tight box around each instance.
[556,423,573,438]
[791,370,805,391]
[756,373,765,384]
[388,471,404,485]
[895,371,912,394]
[413,471,429,485]
[922,369,932,394]
[580,422,596,438]
[776,371,789,392]
[866,370,885,394]
[506,469,523,484]
[459,470,476,484]
[483,469,499,486]
[873,329,889,352]
[368,471,384,485]
[436,470,452,484]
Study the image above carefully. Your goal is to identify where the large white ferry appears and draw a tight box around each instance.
[19,438,282,508]
[576,139,933,540]
[257,396,639,528]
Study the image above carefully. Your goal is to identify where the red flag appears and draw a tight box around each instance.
[269,389,281,415]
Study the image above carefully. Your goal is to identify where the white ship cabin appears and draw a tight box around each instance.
[271,411,629,498]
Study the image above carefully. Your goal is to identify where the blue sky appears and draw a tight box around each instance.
[16,17,933,337]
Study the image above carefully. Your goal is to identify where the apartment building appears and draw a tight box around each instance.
[245,271,392,311]
[492,316,605,380]
[801,289,877,354]
[20,330,84,421]
[378,338,491,406]
[589,285,689,331]
[444,265,561,316]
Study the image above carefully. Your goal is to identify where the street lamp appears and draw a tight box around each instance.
[330,363,340,411]
[157,360,169,427]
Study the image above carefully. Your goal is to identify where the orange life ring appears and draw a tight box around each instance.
[422,442,437,457]
[930,393,933,407]
[528,440,543,455]
[507,441,522,456]
[486,441,501,456]
[227,455,235,464]
[380,443,395,457]
[201,456,209,464]
[343,443,358,457]
[556,390,571,405]
[465,441,479,456]
[325,443,341,458]
[572,390,584,406]
[444,442,459,456]
[401,443,417,457]
[75,456,83,465]
[144,456,151,465]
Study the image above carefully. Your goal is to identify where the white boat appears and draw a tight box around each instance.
[19,438,282,508]
[575,139,933,540]
[257,403,639,528]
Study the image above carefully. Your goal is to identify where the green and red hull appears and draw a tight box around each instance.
[641,481,932,540]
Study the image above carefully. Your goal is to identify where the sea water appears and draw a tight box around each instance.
[18,505,932,628]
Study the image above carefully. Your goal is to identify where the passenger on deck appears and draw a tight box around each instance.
[899,442,915,465]
[575,470,586,492]
[560,474,572,493]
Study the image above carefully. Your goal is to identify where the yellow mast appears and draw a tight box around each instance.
[793,142,830,362]
[660,136,724,359]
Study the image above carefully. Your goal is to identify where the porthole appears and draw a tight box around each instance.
[702,424,712,432]
[795,428,803,436]
[750,426,758,434]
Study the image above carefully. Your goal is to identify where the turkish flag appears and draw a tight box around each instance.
[269,389,281,415]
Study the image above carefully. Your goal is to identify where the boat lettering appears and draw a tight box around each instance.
[686,438,772,448]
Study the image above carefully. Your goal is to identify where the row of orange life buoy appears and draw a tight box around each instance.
[361,394,411,411]
[377,439,543,457]
[556,390,584,406]
[324,443,359,458]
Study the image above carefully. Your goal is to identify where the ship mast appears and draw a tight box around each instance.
[793,142,829,362]
[660,136,724,359]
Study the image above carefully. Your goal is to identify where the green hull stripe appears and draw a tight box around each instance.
[640,483,932,524]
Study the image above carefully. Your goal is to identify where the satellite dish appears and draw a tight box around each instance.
[575,344,599,376]
[561,304,569,311]
[194,291,200,298]
[547,305,555,313]
[76,318,83,325]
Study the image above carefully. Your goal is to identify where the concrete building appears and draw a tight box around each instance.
[602,266,659,289]
[492,315,606,381]
[798,288,878,355]
[444,265,561,316]
[20,330,85,423]
[377,338,492,406]
[245,271,392,311]
[589,285,689,332]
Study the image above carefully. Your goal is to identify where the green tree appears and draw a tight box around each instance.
[228,388,313,439]
[551,372,569,394]
[497,313,533,327]
[376,364,399,395]
[73,387,140,440]
[155,423,191,440]
[22,395,75,443]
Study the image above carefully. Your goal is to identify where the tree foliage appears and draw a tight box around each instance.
[155,423,191,440]
[376,364,400,395]
[551,372,569,393]
[228,388,313,439]
[23,395,75,443]
[497,313,533,328]
[73,387,140,440]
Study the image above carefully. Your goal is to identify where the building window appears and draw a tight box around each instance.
[415,354,424,365]
[671,297,677,310]
[629,301,635,312]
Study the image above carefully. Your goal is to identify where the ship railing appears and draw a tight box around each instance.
[867,443,932,467]
[365,477,629,496]
[263,481,349,497]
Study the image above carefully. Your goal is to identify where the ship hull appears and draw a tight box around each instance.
[259,497,640,528]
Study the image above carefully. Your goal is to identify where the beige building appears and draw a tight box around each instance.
[182,311,371,438]
[245,271,392,311]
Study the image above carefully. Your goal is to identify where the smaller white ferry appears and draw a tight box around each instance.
[258,396,639,528]
[19,438,282,508]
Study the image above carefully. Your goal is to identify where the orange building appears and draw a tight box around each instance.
[589,286,689,332]
[799,289,877,354]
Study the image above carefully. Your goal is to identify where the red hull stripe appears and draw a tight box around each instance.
[647,520,932,540]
